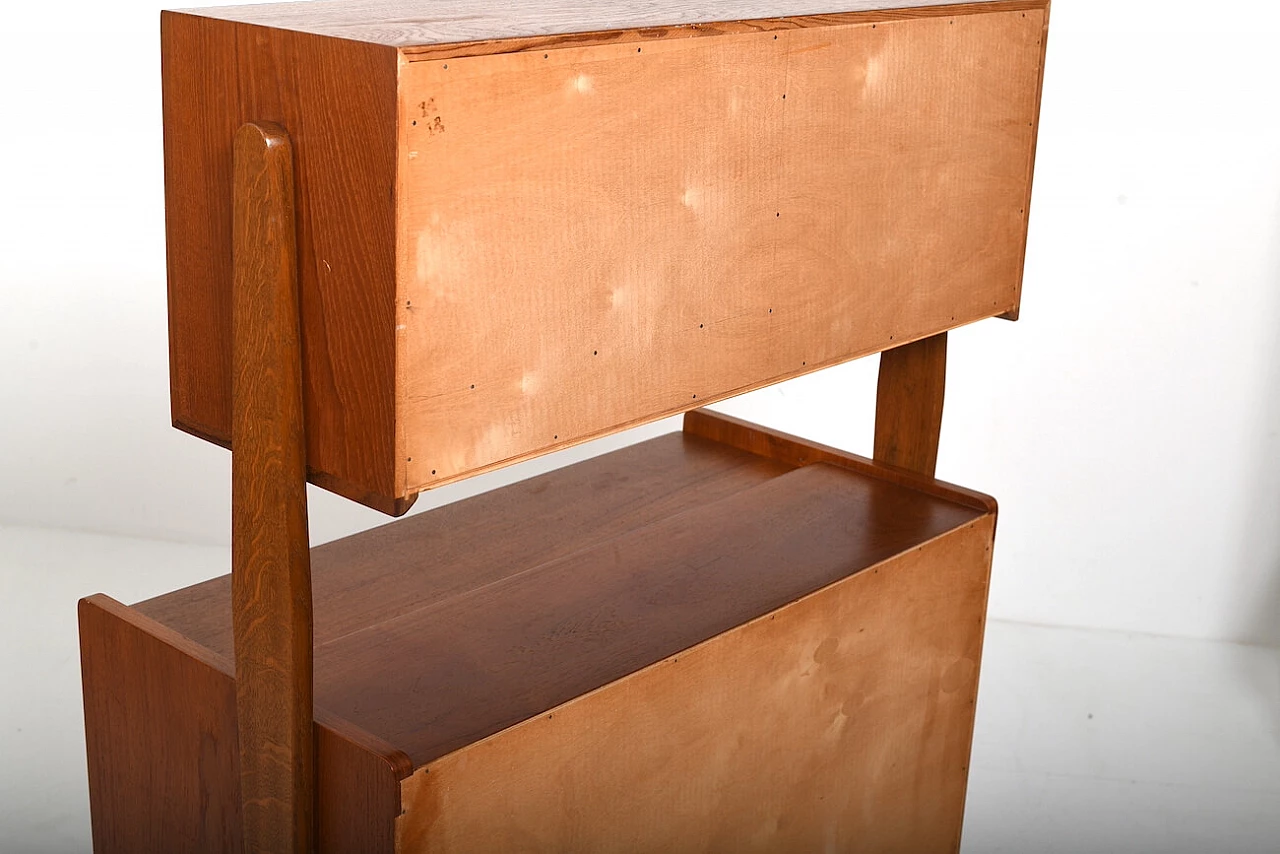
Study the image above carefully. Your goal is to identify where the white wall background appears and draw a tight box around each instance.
[2,0,1279,647]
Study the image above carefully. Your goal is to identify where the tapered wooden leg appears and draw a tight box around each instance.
[874,332,947,477]
[231,121,315,854]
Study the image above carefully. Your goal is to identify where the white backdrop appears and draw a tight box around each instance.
[2,0,1279,647]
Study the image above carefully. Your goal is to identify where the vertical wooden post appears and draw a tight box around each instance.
[231,121,315,854]
[874,332,947,477]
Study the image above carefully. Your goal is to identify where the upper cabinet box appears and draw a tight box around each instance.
[162,0,1049,513]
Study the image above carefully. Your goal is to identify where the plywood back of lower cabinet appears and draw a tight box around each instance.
[393,4,1047,493]
[394,512,996,852]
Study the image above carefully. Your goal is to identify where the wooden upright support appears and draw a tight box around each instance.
[874,332,948,477]
[230,121,315,854]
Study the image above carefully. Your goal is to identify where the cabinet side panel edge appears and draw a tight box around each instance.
[163,12,404,507]
[80,595,403,853]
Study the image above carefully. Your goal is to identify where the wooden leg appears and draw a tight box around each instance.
[874,332,947,477]
[231,121,315,854]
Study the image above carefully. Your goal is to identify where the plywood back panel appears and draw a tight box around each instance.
[395,514,996,852]
[396,7,1046,492]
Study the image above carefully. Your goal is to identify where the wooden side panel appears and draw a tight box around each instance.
[396,8,1046,492]
[80,596,405,854]
[162,12,402,509]
[396,514,996,852]
[81,595,241,853]
[316,715,411,854]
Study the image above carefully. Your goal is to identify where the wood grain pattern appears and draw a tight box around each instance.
[99,418,996,849]
[396,8,1045,493]
[683,407,996,513]
[231,121,314,854]
[315,713,410,854]
[138,432,790,655]
[183,0,1030,49]
[80,595,409,854]
[875,332,948,476]
[396,513,996,852]
[81,595,242,854]
[162,11,402,509]
[316,462,981,766]
[135,427,983,769]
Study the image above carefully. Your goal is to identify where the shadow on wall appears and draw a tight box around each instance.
[1241,203,1280,737]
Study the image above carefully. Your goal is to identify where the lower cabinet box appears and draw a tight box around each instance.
[80,412,995,853]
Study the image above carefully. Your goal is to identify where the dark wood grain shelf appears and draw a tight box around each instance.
[136,423,984,768]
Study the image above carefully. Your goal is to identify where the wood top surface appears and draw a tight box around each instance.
[174,0,1022,47]
[138,429,985,767]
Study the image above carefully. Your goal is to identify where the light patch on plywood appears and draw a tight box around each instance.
[413,222,478,302]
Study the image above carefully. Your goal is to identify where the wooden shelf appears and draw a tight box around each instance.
[81,412,998,851]
[135,419,985,767]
